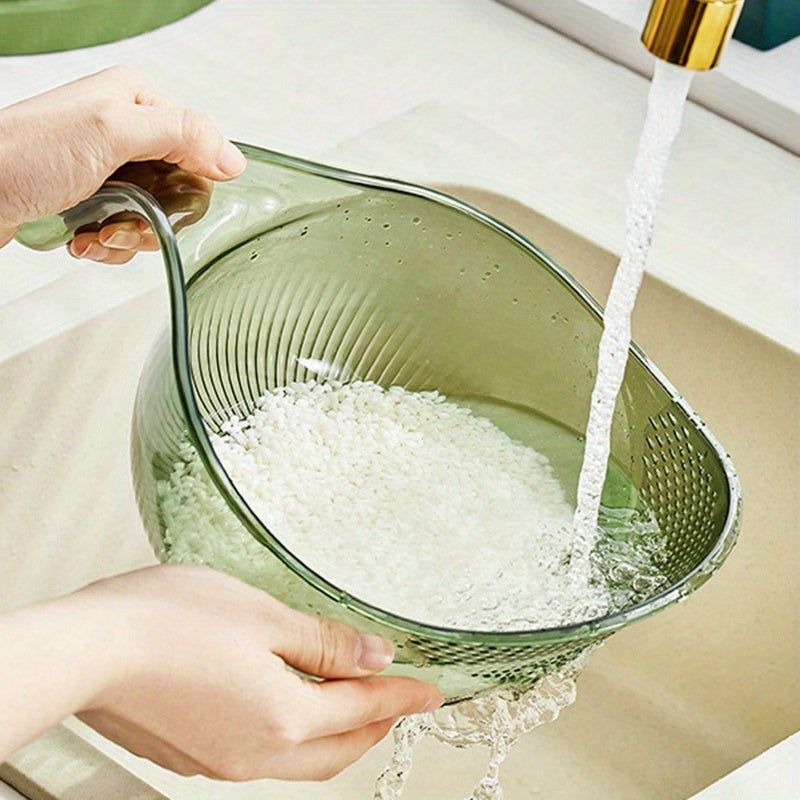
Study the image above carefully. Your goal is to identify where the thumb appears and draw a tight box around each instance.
[273,610,396,679]
[114,104,246,181]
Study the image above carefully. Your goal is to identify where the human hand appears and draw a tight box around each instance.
[70,565,442,781]
[67,160,215,261]
[0,66,245,261]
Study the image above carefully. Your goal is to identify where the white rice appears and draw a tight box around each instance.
[160,380,611,629]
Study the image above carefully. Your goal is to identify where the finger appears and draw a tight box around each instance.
[95,220,159,252]
[272,608,394,679]
[84,65,175,111]
[138,228,160,250]
[72,221,158,258]
[131,217,159,251]
[108,103,245,181]
[97,221,143,250]
[69,231,101,258]
[89,246,137,265]
[259,717,398,782]
[69,236,136,264]
[298,674,442,738]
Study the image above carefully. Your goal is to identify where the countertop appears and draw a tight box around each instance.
[0,0,798,359]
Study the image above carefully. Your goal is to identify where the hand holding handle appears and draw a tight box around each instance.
[15,161,212,253]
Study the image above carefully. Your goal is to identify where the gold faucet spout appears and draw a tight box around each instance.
[642,0,745,70]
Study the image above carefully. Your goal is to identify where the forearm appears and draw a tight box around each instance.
[0,592,126,761]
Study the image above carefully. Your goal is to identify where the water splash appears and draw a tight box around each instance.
[572,61,694,577]
[374,653,591,800]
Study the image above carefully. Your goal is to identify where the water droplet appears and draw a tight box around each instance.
[412,216,421,225]
[493,263,500,271]
[511,297,518,304]
[550,313,558,322]
[458,268,466,277]
[382,222,391,229]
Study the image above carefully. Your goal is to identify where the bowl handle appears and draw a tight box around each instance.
[14,159,211,254]
[16,178,194,387]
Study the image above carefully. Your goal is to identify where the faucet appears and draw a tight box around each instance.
[642,0,746,69]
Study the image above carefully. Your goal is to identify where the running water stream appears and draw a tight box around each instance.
[571,60,694,571]
[375,59,694,800]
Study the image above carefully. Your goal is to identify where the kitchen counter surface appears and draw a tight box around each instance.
[0,0,797,358]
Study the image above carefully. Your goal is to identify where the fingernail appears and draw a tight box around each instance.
[357,634,394,671]
[217,141,246,178]
[70,240,89,257]
[101,229,140,249]
[77,241,106,261]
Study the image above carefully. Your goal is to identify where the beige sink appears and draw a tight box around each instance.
[1,187,797,799]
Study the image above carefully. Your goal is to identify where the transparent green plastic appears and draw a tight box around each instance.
[17,144,741,701]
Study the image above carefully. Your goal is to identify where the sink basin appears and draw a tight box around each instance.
[0,186,796,799]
